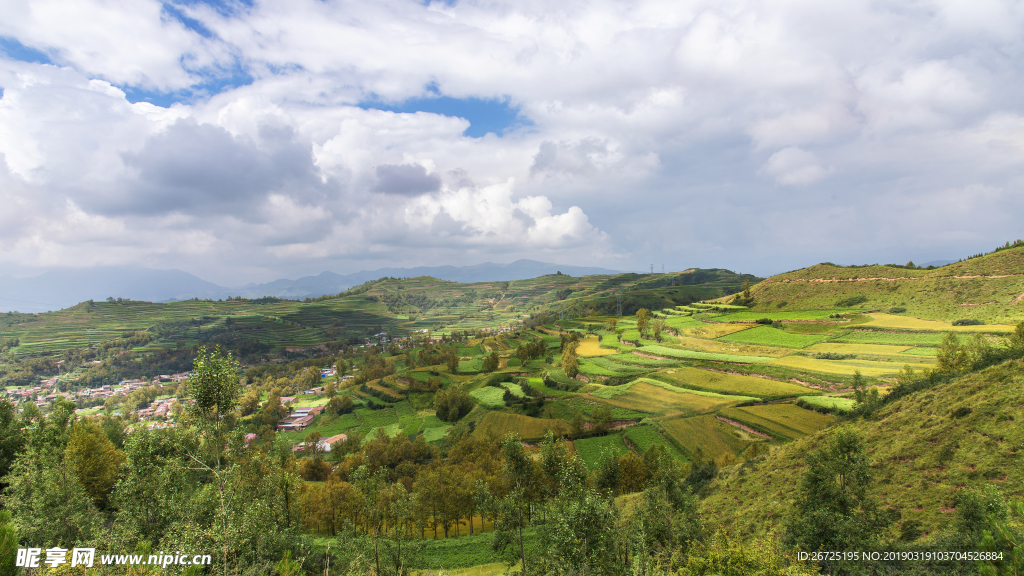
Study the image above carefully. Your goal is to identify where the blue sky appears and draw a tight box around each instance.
[0,0,1022,286]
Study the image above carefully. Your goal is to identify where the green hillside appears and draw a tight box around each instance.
[740,243,1024,324]
[702,359,1024,539]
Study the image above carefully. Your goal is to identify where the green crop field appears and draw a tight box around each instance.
[624,425,686,460]
[798,395,857,412]
[900,347,938,356]
[716,325,826,348]
[587,380,745,417]
[719,404,835,440]
[637,345,772,364]
[653,367,815,398]
[473,412,570,441]
[832,330,946,346]
[469,386,507,408]
[660,415,751,463]
[713,310,853,322]
[604,353,683,368]
[573,433,631,470]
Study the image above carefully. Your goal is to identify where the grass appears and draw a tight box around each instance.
[574,433,632,470]
[637,345,773,364]
[604,353,682,368]
[717,326,826,349]
[701,358,1024,540]
[714,310,854,321]
[653,367,816,398]
[472,411,570,441]
[660,415,752,463]
[719,404,835,440]
[900,347,938,356]
[681,324,753,339]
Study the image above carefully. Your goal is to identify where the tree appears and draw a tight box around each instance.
[481,351,499,373]
[784,428,894,557]
[447,351,460,373]
[324,380,337,398]
[742,278,752,300]
[64,420,124,507]
[652,319,665,342]
[515,344,531,366]
[434,387,474,423]
[636,308,651,336]
[239,387,261,416]
[0,399,24,496]
[561,340,580,378]
[491,434,536,574]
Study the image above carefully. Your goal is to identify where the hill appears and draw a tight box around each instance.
[742,243,1024,324]
[701,358,1024,540]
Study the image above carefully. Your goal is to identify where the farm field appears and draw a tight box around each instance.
[719,404,835,440]
[832,330,946,346]
[603,354,682,368]
[623,425,687,460]
[716,326,826,349]
[804,342,912,355]
[469,386,507,408]
[712,310,853,322]
[576,336,618,356]
[679,324,752,339]
[798,395,857,412]
[860,313,1017,332]
[586,380,746,417]
[573,433,631,470]
[472,412,570,441]
[653,367,815,398]
[767,354,934,377]
[637,345,772,364]
[659,415,753,463]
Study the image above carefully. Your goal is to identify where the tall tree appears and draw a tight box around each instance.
[561,340,580,378]
[636,308,651,336]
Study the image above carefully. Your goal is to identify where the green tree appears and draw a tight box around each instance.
[324,380,337,398]
[0,510,16,576]
[652,319,665,342]
[481,351,499,373]
[0,399,24,495]
[447,351,460,373]
[784,428,893,557]
[742,278,752,300]
[561,340,580,378]
[636,308,651,336]
[64,420,124,507]
[491,434,536,574]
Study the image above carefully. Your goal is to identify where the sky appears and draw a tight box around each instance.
[1,0,1023,285]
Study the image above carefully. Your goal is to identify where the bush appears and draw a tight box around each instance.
[888,307,907,314]
[813,352,855,360]
[755,318,773,325]
[835,295,869,307]
[952,319,984,326]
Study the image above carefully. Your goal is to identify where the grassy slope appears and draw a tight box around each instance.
[701,359,1024,540]
[743,245,1024,324]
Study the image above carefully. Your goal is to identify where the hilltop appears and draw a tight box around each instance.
[741,243,1024,324]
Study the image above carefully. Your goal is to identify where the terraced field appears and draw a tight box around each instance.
[680,323,752,339]
[623,425,687,460]
[719,404,835,440]
[804,342,912,355]
[716,326,826,349]
[472,412,570,441]
[660,415,753,462]
[653,367,815,398]
[637,345,772,364]
[832,330,946,346]
[573,434,631,470]
[766,355,932,376]
[797,395,857,412]
[576,336,618,356]
[860,313,1017,332]
[586,380,747,417]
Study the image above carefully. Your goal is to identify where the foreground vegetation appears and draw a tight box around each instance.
[2,244,1024,575]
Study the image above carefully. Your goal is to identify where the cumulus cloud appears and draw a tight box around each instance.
[2,0,1024,282]
[374,164,441,196]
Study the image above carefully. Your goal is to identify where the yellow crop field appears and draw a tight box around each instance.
[589,381,742,417]
[683,324,753,339]
[655,367,816,397]
[661,415,751,463]
[720,404,835,440]
[577,336,618,356]
[805,343,912,355]
[861,313,1016,332]
[473,412,570,441]
[767,355,933,377]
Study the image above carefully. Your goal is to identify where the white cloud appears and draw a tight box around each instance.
[1,0,1024,281]
[762,146,833,186]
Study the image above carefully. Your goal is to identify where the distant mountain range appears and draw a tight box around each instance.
[0,260,621,313]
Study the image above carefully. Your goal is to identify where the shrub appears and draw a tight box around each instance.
[755,318,773,325]
[951,406,973,418]
[888,307,907,314]
[835,295,869,307]
[952,319,984,326]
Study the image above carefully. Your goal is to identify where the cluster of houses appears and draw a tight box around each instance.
[277,404,324,431]
[292,433,348,453]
